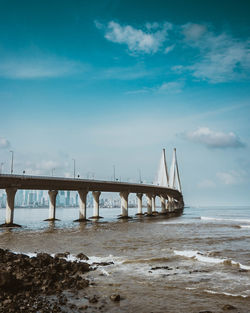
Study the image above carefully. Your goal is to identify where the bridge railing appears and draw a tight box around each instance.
[0,174,180,191]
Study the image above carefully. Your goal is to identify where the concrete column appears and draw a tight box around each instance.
[136,193,143,215]
[160,196,167,213]
[92,191,101,218]
[152,195,157,213]
[166,196,174,212]
[74,190,88,221]
[146,194,153,215]
[5,188,17,225]
[119,192,129,218]
[45,190,58,221]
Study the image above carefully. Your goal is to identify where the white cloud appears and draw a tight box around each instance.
[164,44,175,54]
[157,81,184,93]
[97,65,153,80]
[182,23,207,41]
[97,20,172,54]
[126,80,184,95]
[216,171,245,185]
[0,56,84,79]
[182,25,250,83]
[198,179,216,188]
[0,137,10,149]
[183,127,245,149]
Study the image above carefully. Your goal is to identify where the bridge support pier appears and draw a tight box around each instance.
[74,190,88,222]
[166,197,175,212]
[136,193,143,215]
[91,191,102,219]
[160,196,167,214]
[119,192,130,219]
[152,195,158,214]
[146,194,153,216]
[0,188,20,227]
[45,190,59,221]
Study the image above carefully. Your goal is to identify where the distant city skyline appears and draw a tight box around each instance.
[0,189,140,209]
[0,0,250,206]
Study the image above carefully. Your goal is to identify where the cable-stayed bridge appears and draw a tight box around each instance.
[0,149,184,227]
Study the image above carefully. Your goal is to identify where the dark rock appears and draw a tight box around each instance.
[89,295,98,303]
[0,249,91,313]
[110,294,121,302]
[222,304,237,310]
[151,266,172,270]
[79,305,88,310]
[199,311,213,313]
[55,252,70,259]
[239,268,248,272]
[76,253,89,260]
[92,261,114,266]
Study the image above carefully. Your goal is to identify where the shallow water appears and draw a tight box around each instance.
[0,206,250,312]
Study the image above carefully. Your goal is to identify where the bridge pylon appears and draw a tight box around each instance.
[169,148,182,192]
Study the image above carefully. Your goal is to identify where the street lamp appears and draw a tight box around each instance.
[9,150,14,174]
[138,169,142,183]
[72,159,76,179]
[51,168,55,177]
[0,162,4,174]
[113,165,116,181]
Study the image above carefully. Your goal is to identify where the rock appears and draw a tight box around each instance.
[110,294,121,302]
[151,266,172,270]
[239,268,248,272]
[89,295,98,303]
[55,252,69,259]
[222,304,237,310]
[92,261,114,266]
[199,311,213,313]
[79,305,88,310]
[0,249,91,312]
[76,253,89,260]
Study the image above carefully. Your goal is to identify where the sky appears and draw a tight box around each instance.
[0,0,250,206]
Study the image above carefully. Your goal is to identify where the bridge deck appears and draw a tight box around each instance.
[0,174,182,200]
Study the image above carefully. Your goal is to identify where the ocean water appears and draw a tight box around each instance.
[0,206,250,312]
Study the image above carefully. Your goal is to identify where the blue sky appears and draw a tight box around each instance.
[0,0,250,205]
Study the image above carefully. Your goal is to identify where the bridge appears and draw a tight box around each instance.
[0,148,184,227]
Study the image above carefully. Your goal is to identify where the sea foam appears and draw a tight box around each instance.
[204,289,249,298]
[200,216,250,223]
[174,250,250,270]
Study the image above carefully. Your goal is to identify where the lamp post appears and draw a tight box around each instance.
[0,162,4,174]
[72,159,76,179]
[9,150,14,174]
[51,168,55,177]
[138,168,142,183]
[113,165,116,181]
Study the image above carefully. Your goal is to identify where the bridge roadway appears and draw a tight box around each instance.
[0,174,184,227]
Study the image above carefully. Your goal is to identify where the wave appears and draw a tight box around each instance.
[204,289,249,298]
[122,257,170,264]
[200,216,250,223]
[239,225,250,229]
[174,250,250,270]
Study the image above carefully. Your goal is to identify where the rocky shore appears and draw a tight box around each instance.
[0,249,119,313]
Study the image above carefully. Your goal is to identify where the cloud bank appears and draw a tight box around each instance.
[0,56,84,79]
[96,20,250,83]
[182,24,250,83]
[182,127,245,149]
[216,170,245,185]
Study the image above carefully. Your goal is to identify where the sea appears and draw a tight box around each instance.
[0,206,250,312]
